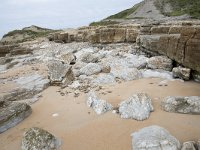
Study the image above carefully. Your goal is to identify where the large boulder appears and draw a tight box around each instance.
[86,91,113,115]
[21,127,61,150]
[161,96,200,114]
[48,60,74,85]
[0,101,32,133]
[172,67,191,80]
[79,63,101,76]
[131,125,181,150]
[119,93,154,121]
[147,56,173,71]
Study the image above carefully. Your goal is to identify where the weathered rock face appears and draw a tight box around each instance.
[147,56,173,71]
[137,25,200,73]
[172,67,191,80]
[79,63,102,76]
[181,141,196,150]
[161,96,200,114]
[48,60,74,85]
[86,91,113,115]
[50,25,139,44]
[119,93,154,121]
[21,127,61,150]
[192,71,200,83]
[131,125,181,150]
[0,101,32,133]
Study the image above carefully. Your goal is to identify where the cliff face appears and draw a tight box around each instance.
[137,22,200,72]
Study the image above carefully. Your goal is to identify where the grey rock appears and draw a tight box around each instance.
[48,60,74,85]
[91,74,115,85]
[172,67,191,80]
[80,52,98,63]
[197,139,200,150]
[161,96,200,114]
[101,64,111,73]
[60,52,76,65]
[181,141,196,150]
[192,71,200,83]
[131,125,181,150]
[147,56,173,71]
[119,93,153,121]
[0,101,32,133]
[80,63,101,76]
[21,127,61,150]
[15,74,49,92]
[87,91,113,115]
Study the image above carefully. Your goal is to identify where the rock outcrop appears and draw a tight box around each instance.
[21,127,61,150]
[49,25,139,44]
[86,91,113,115]
[161,96,200,114]
[131,125,181,150]
[0,101,32,133]
[137,24,200,73]
[119,93,153,120]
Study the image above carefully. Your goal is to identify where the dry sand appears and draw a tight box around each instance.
[0,78,200,150]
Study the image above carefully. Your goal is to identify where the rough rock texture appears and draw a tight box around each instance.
[147,56,173,71]
[172,67,191,80]
[181,141,196,150]
[192,71,200,83]
[86,91,113,115]
[119,93,154,120]
[60,52,76,65]
[50,25,139,44]
[48,60,74,85]
[21,127,61,150]
[131,125,181,150]
[161,96,200,114]
[0,101,32,133]
[80,63,102,76]
[137,25,200,73]
[80,52,98,63]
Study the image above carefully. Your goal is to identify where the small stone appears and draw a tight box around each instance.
[172,66,191,80]
[181,141,196,150]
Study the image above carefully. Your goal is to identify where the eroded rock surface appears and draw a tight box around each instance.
[161,96,200,114]
[86,91,113,115]
[131,125,181,150]
[0,101,32,133]
[48,60,74,85]
[172,67,191,80]
[21,127,61,150]
[147,56,173,71]
[119,93,153,120]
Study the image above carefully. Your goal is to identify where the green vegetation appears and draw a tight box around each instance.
[2,27,59,44]
[106,2,143,19]
[89,20,119,26]
[155,0,200,18]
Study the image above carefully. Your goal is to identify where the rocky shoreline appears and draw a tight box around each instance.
[0,19,200,150]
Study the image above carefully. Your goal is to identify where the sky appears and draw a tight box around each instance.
[0,0,141,38]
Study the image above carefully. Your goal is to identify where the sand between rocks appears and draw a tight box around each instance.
[0,78,200,150]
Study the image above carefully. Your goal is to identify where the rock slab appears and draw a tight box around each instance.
[0,101,32,133]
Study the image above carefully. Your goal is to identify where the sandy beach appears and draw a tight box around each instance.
[0,78,200,150]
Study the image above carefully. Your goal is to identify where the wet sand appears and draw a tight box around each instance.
[0,78,200,150]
